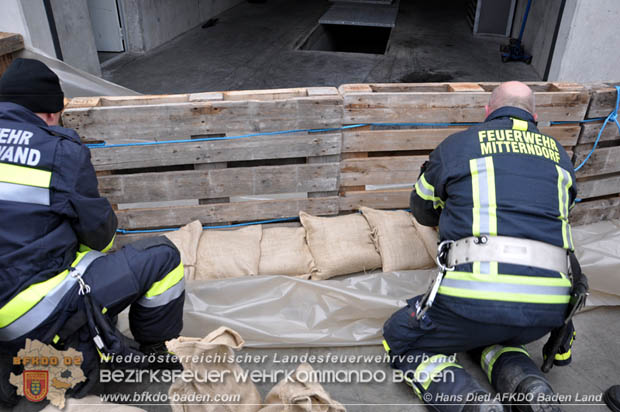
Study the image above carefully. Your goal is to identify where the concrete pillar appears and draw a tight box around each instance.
[50,0,101,76]
[511,0,564,80]
[548,0,620,82]
[0,0,56,56]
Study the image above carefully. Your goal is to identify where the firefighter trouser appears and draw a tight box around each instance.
[383,295,553,412]
[0,237,184,403]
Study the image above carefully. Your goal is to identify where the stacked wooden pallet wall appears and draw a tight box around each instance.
[61,82,617,246]
[338,82,589,213]
[63,88,343,247]
[571,83,620,225]
[0,33,24,76]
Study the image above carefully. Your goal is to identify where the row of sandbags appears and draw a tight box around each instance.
[167,327,345,412]
[165,207,439,281]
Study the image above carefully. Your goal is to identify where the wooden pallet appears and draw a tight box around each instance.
[338,82,587,212]
[0,33,24,76]
[571,83,620,225]
[63,88,343,246]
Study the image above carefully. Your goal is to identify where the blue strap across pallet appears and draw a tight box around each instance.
[574,86,620,172]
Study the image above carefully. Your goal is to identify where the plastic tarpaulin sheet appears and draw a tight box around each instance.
[17,47,139,98]
[119,221,620,348]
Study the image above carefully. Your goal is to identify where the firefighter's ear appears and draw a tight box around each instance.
[485,105,491,117]
[533,112,538,122]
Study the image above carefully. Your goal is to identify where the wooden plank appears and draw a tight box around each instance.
[222,88,308,101]
[63,96,343,142]
[574,146,620,178]
[343,125,579,154]
[341,86,589,124]
[98,163,339,204]
[99,95,188,106]
[339,189,410,211]
[448,83,485,92]
[0,32,24,55]
[116,197,339,229]
[570,196,620,226]
[577,121,620,145]
[578,175,620,199]
[90,132,342,171]
[340,156,426,187]
[586,84,620,118]
[343,128,466,152]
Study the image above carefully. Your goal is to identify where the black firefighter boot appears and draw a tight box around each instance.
[488,350,563,412]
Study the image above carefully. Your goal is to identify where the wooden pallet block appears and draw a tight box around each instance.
[63,87,343,144]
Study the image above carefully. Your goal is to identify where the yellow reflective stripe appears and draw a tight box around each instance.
[471,157,497,237]
[419,174,434,192]
[556,165,574,250]
[422,362,462,390]
[52,335,60,344]
[482,345,529,382]
[555,331,576,361]
[470,159,481,236]
[485,157,497,236]
[382,339,391,353]
[490,261,498,275]
[512,118,529,131]
[78,234,116,254]
[555,349,571,361]
[445,271,572,287]
[144,262,184,298]
[101,234,115,253]
[0,252,90,328]
[415,174,445,209]
[0,162,51,188]
[438,285,570,304]
[415,354,462,390]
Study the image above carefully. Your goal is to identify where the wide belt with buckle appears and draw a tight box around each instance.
[446,235,569,274]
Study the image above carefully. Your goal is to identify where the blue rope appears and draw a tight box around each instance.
[115,216,299,234]
[574,86,620,172]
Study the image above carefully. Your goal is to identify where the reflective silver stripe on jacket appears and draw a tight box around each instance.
[137,277,185,308]
[0,181,50,206]
[0,251,105,341]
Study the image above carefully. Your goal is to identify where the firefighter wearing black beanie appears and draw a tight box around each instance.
[0,58,64,114]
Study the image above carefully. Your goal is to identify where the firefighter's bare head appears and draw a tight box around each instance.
[486,81,537,121]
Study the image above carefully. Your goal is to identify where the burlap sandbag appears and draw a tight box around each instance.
[165,220,203,280]
[195,225,263,280]
[411,214,439,262]
[259,227,316,276]
[167,327,262,412]
[360,207,435,272]
[300,212,381,280]
[259,363,346,412]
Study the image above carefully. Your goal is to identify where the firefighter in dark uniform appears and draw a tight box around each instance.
[383,82,579,412]
[0,59,185,405]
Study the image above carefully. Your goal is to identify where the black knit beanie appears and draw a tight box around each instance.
[0,58,64,113]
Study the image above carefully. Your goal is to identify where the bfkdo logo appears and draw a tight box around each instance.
[23,370,49,402]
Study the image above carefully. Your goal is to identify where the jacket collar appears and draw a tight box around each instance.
[485,106,536,123]
[0,102,48,127]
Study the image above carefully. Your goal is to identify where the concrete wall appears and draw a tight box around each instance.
[0,0,56,56]
[120,0,244,53]
[548,0,620,82]
[50,0,101,76]
[510,0,563,79]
